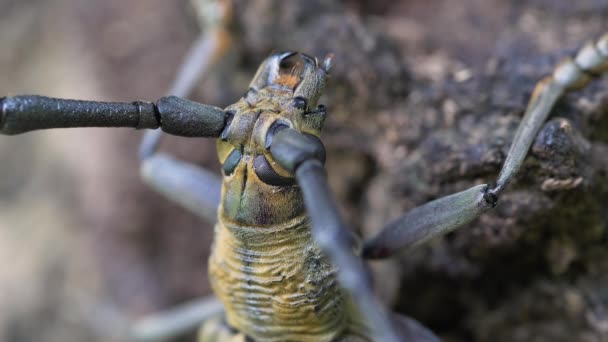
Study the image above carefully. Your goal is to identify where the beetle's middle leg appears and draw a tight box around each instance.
[362,32,608,259]
[139,153,222,223]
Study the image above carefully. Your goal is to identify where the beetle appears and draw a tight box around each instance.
[2,22,608,340]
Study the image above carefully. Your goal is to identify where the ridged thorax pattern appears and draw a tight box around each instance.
[209,214,347,341]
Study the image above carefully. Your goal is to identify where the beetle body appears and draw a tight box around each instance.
[205,53,360,341]
[3,26,606,342]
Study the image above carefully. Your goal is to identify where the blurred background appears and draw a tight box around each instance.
[0,0,607,341]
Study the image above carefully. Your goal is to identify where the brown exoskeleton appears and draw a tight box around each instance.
[1,3,607,340]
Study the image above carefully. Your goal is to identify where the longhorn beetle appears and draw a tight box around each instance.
[1,6,607,341]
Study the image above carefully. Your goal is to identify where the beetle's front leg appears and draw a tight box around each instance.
[490,33,608,197]
[139,154,222,223]
[362,184,496,259]
[362,33,608,259]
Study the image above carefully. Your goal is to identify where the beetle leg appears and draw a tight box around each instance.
[269,128,402,342]
[140,153,221,223]
[361,33,608,260]
[361,184,496,259]
[491,32,608,196]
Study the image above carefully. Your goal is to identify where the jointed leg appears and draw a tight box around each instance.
[363,32,608,259]
[140,154,221,222]
[491,33,608,196]
[362,185,495,259]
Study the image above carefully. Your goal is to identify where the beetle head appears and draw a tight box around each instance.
[248,51,333,112]
[215,52,333,225]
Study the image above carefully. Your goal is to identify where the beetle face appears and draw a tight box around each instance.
[215,52,331,226]
[240,51,333,140]
[247,51,332,113]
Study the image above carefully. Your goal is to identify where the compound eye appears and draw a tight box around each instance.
[222,148,242,176]
[253,155,295,186]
